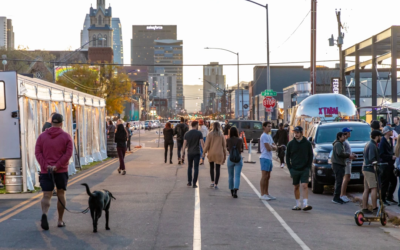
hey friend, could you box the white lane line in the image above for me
[193,180,201,250]
[241,173,310,250]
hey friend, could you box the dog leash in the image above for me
[48,170,90,214]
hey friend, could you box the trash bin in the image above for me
[5,159,23,193]
[107,135,118,158]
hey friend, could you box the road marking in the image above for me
[193,180,201,250]
[241,173,311,250]
[0,158,119,223]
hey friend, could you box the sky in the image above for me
[2,0,400,89]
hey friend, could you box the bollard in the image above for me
[257,139,261,154]
[244,139,256,164]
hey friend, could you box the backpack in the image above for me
[229,145,241,163]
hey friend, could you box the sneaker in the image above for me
[122,170,126,175]
[266,195,276,200]
[303,205,313,211]
[193,185,198,188]
[383,201,391,206]
[178,160,181,165]
[292,206,301,211]
[332,198,344,204]
[387,198,398,205]
[209,184,214,188]
[187,183,192,187]
[214,185,219,189]
[260,195,271,201]
[340,196,350,203]
[280,163,285,168]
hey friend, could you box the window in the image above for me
[98,15,102,25]
[0,81,5,110]
[104,35,107,46]
[229,121,239,128]
[98,34,102,47]
[253,122,262,130]
[241,122,251,129]
[92,35,97,46]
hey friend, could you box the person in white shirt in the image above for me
[259,121,277,201]
[199,119,209,165]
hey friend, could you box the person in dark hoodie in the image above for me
[273,123,289,168]
[35,113,73,230]
[286,126,314,211]
[115,119,128,175]
[331,132,356,204]
[379,125,398,206]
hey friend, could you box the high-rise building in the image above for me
[6,19,14,49]
[87,0,113,48]
[130,25,183,112]
[0,17,7,49]
[80,14,91,50]
[184,85,203,113]
[111,18,123,65]
[203,62,225,113]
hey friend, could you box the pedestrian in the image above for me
[202,122,226,189]
[115,120,128,175]
[259,121,277,201]
[163,122,174,164]
[394,134,400,207]
[340,127,353,203]
[378,125,398,205]
[42,112,56,132]
[370,120,380,132]
[181,119,190,164]
[174,117,189,165]
[331,132,355,204]
[393,116,400,135]
[126,123,132,152]
[286,126,313,211]
[361,130,383,214]
[226,127,243,198]
[35,113,73,230]
[182,121,204,188]
[224,119,231,140]
[198,119,208,165]
[107,120,116,139]
[273,123,289,168]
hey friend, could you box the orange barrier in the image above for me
[240,132,249,150]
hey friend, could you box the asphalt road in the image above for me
[0,131,400,250]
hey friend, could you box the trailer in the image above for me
[0,71,107,192]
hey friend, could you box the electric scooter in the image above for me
[354,161,388,226]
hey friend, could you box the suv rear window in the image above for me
[315,125,370,143]
[253,122,262,130]
[241,122,251,129]
[229,121,239,128]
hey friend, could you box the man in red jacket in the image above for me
[35,113,73,230]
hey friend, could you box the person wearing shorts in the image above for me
[35,113,73,230]
[259,121,277,201]
[286,126,314,211]
[361,130,383,214]
[340,128,353,203]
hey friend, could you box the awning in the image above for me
[37,86,51,101]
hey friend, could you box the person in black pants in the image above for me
[379,126,398,205]
[273,123,288,168]
[174,117,189,165]
[115,120,128,175]
[163,122,174,164]
[126,123,132,151]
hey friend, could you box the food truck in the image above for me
[0,71,107,192]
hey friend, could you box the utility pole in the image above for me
[336,10,345,94]
[310,0,317,94]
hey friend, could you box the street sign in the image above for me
[261,89,277,97]
[243,104,249,109]
[263,96,276,113]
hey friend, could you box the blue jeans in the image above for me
[177,140,183,160]
[188,154,200,185]
[227,157,243,190]
[200,137,206,160]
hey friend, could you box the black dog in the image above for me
[81,183,116,233]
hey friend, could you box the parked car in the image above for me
[308,121,370,194]
[228,120,263,143]
[168,120,180,128]
[145,121,152,130]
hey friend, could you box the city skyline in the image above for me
[2,0,400,88]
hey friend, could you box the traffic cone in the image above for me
[243,133,248,150]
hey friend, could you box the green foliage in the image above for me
[56,63,134,115]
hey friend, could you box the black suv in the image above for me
[307,121,370,194]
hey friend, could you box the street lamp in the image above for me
[204,47,243,117]
[245,0,270,90]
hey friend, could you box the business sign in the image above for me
[331,77,340,94]
[263,96,276,113]
[319,107,338,117]
[146,26,163,30]
[261,89,277,97]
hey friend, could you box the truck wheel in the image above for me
[311,173,324,194]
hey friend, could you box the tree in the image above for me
[56,63,135,115]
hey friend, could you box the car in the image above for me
[168,120,180,128]
[145,121,152,130]
[307,121,370,194]
[228,120,263,143]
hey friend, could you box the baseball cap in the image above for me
[51,113,63,124]
[292,126,303,132]
[371,130,384,137]
[342,127,352,133]
[382,125,394,135]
